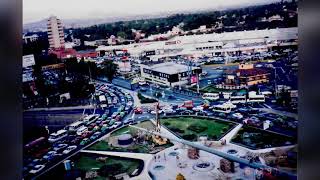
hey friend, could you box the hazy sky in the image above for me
[23,0,280,24]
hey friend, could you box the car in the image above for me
[192,106,204,112]
[124,118,135,125]
[82,131,93,138]
[176,107,187,112]
[42,151,57,161]
[101,126,109,132]
[71,137,83,145]
[80,138,90,146]
[62,145,77,154]
[114,121,122,127]
[163,108,176,114]
[232,113,244,119]
[53,143,68,152]
[90,132,101,140]
[134,108,143,114]
[181,110,193,115]
[151,110,163,114]
[29,165,45,174]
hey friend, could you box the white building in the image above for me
[140,62,201,87]
[96,27,297,59]
[23,34,39,44]
[47,16,65,49]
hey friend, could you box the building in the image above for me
[47,16,65,49]
[140,62,202,87]
[221,63,269,89]
[96,27,298,59]
[23,34,38,44]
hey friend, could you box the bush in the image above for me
[98,163,123,177]
[168,126,185,134]
[187,123,208,133]
[163,122,170,126]
[209,135,218,140]
[182,134,197,141]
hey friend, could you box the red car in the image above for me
[134,108,143,114]
[81,131,93,138]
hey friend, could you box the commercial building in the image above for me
[96,27,297,58]
[140,62,202,87]
[218,63,269,89]
[47,16,65,49]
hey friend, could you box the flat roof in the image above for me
[145,62,200,75]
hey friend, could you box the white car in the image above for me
[151,110,163,114]
[232,113,244,119]
[62,145,77,154]
[29,165,45,174]
[163,109,176,114]
[53,144,68,151]
[192,106,204,112]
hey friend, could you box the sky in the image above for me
[23,0,280,24]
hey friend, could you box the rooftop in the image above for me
[146,62,200,75]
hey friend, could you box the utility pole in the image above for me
[196,72,200,93]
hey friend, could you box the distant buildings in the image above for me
[47,16,65,49]
[96,27,298,59]
[23,34,39,44]
[140,62,201,87]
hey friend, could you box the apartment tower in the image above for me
[47,16,65,49]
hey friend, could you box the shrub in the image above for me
[187,123,207,133]
[98,163,123,177]
[168,126,185,134]
[209,135,218,140]
[182,134,197,141]
[163,122,170,126]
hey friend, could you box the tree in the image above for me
[100,60,118,81]
[176,173,186,180]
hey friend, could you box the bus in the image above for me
[247,91,265,103]
[202,93,219,101]
[24,137,49,157]
[211,101,236,113]
[48,129,68,143]
[83,114,99,125]
[230,95,247,104]
[222,92,232,99]
[68,121,84,132]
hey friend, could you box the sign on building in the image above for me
[23,54,35,68]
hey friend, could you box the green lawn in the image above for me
[111,120,155,136]
[161,117,235,141]
[87,120,173,153]
[231,126,296,149]
[75,154,141,179]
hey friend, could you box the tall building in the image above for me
[47,16,65,49]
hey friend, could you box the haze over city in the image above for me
[23,0,281,24]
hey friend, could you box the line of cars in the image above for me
[23,83,134,178]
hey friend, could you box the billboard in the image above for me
[23,54,35,68]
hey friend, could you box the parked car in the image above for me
[71,137,83,145]
[163,108,176,114]
[134,108,143,114]
[90,132,101,140]
[124,118,135,125]
[62,145,77,154]
[53,144,68,152]
[80,138,90,146]
[29,165,45,174]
